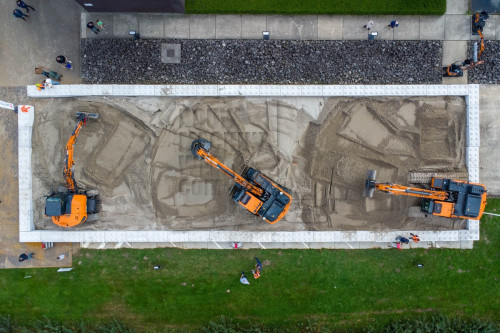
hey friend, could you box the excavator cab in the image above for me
[421,199,455,218]
[232,187,263,214]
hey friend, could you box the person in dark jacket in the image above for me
[87,22,100,34]
[13,9,29,21]
[17,0,35,12]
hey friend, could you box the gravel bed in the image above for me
[467,41,500,84]
[81,39,442,85]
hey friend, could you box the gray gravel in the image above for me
[81,39,442,85]
[468,41,499,84]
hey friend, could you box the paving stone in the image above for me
[216,15,242,39]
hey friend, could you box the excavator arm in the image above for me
[191,139,264,197]
[372,183,448,201]
[363,169,448,201]
[63,112,99,192]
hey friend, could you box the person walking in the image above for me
[388,20,399,29]
[87,22,100,34]
[363,20,374,31]
[13,9,29,21]
[240,272,250,285]
[255,257,263,272]
[252,269,261,279]
[17,0,35,12]
[18,253,34,262]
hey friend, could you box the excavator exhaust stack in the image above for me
[191,138,211,160]
[363,169,377,198]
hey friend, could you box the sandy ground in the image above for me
[31,96,467,231]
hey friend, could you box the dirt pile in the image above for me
[31,96,466,231]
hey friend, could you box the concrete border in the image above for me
[22,84,481,249]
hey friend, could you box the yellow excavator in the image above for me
[191,138,292,224]
[363,170,487,220]
[45,112,100,227]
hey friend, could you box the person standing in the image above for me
[96,19,104,30]
[240,272,250,285]
[56,55,73,70]
[87,22,100,34]
[56,55,67,65]
[388,20,399,29]
[17,0,35,12]
[363,20,374,31]
[13,9,29,21]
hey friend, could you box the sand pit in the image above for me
[31,96,467,231]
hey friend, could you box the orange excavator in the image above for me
[363,170,487,220]
[45,112,100,227]
[191,138,292,224]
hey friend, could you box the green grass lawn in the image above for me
[1,200,499,331]
[186,0,446,15]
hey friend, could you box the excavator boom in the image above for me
[372,183,448,201]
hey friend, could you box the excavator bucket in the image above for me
[76,112,100,119]
[363,169,377,198]
[191,138,211,159]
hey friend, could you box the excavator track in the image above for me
[408,171,469,184]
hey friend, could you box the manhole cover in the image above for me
[161,43,181,64]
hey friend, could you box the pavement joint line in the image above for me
[20,84,481,248]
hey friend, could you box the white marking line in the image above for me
[98,242,106,249]
[258,242,266,249]
[170,242,177,247]
[302,242,309,249]
[484,212,500,217]
[213,241,222,249]
[345,242,354,249]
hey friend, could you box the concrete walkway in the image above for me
[81,5,495,41]
[81,13,500,41]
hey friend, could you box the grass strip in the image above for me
[0,200,498,330]
[186,0,446,15]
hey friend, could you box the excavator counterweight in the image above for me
[363,169,487,220]
[191,138,292,224]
